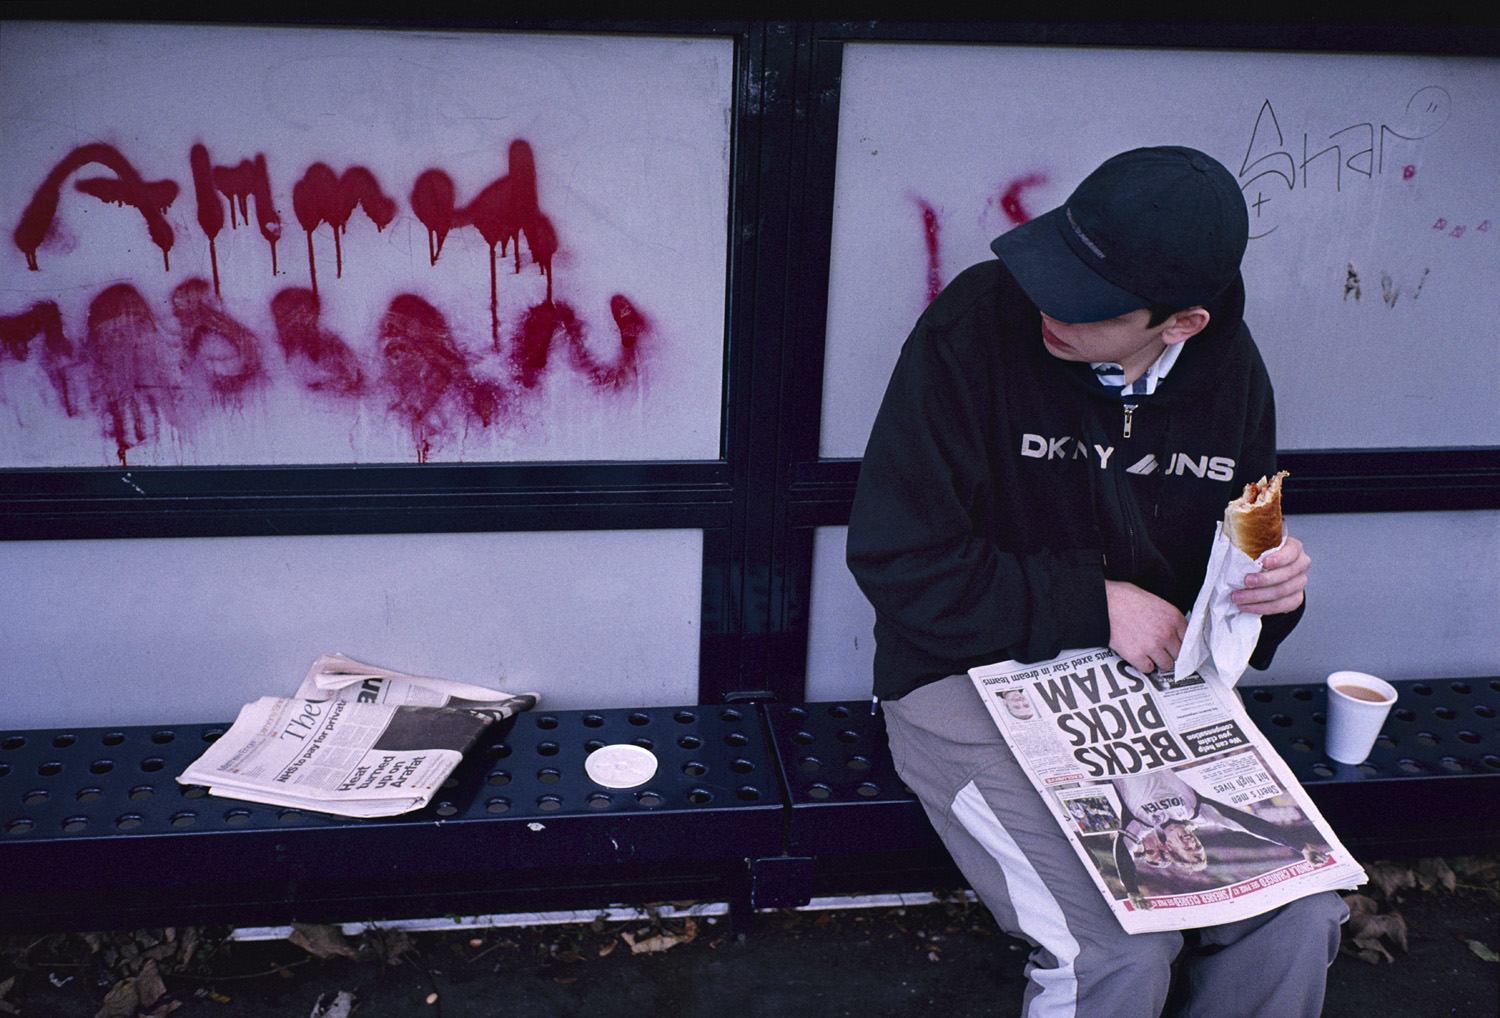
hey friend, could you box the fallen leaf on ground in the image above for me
[289,924,360,960]
[1465,939,1499,963]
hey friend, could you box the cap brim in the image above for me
[990,208,1148,323]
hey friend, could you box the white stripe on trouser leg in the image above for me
[951,780,1081,1018]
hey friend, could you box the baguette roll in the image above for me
[1224,471,1288,559]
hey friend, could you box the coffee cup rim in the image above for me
[1325,670,1397,703]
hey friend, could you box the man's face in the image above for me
[1038,308,1169,374]
[1002,690,1034,720]
[1163,822,1207,867]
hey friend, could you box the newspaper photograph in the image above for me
[970,647,1366,934]
[177,655,539,817]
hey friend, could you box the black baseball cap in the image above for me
[991,146,1249,323]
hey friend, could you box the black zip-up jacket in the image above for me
[847,258,1302,700]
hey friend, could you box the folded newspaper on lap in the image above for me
[969,648,1366,934]
[178,655,539,818]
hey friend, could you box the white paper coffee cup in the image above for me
[1324,671,1397,764]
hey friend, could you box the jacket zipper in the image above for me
[1122,403,1137,439]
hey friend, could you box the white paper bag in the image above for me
[1175,523,1283,686]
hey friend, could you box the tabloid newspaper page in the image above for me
[969,648,1366,934]
[177,656,539,817]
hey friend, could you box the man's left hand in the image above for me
[1232,526,1309,616]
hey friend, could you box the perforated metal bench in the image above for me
[3,679,1496,935]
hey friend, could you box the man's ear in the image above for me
[1161,307,1210,346]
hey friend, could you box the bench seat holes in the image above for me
[724,732,749,747]
[151,731,176,744]
[636,791,663,807]
[719,709,743,723]
[1394,708,1416,722]
[1375,735,1397,749]
[434,802,459,817]
[101,732,126,746]
[140,758,166,773]
[836,730,861,743]
[1291,689,1313,701]
[201,728,226,743]
[628,713,652,726]
[1483,755,1500,770]
[846,756,872,771]
[224,809,253,826]
[807,784,832,800]
[535,716,559,730]
[674,711,697,724]
[490,744,512,759]
[0,764,9,778]
[798,756,822,773]
[1440,757,1467,773]
[486,798,511,814]
[588,793,612,809]
[537,795,563,811]
[856,782,880,797]
[128,785,155,801]
[90,760,114,775]
[1290,737,1314,752]
[632,738,654,751]
[1434,707,1457,720]
[583,715,606,728]
[1397,759,1428,775]
[1271,714,1293,727]
[682,762,707,777]
[537,741,560,756]
[180,785,209,799]
[1416,732,1440,746]
[76,787,103,803]
[1474,706,1496,719]
[730,759,754,774]
[21,789,48,806]
[52,734,77,748]
[1,737,25,751]
[278,810,304,825]
[736,786,761,801]
[1457,731,1481,744]
[1356,763,1380,777]
[585,740,605,753]
[487,770,512,786]
[827,706,851,718]
[1311,763,1335,778]
[38,761,63,777]
[170,812,198,828]
[678,735,702,750]
[786,708,808,721]
[1411,684,1433,695]
[1251,690,1273,703]
[114,815,144,831]
[537,768,562,783]
[687,789,713,804]
[1450,681,1471,694]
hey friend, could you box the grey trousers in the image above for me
[882,674,1348,1018]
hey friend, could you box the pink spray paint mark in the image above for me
[1402,165,1417,181]
[0,300,76,414]
[378,293,506,462]
[1000,172,1049,226]
[409,140,558,345]
[171,278,266,402]
[270,288,367,396]
[912,198,943,303]
[14,144,179,272]
[292,163,398,297]
[190,144,282,293]
[81,284,178,466]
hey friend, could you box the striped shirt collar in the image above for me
[1091,341,1184,397]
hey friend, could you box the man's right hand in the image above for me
[1105,580,1187,676]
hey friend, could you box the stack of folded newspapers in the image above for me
[178,654,538,818]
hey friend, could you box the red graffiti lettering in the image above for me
[15,143,179,272]
[292,163,398,297]
[0,300,75,414]
[171,278,265,401]
[1000,172,1049,226]
[83,285,178,466]
[913,198,943,303]
[270,288,366,396]
[190,144,282,294]
[379,294,507,462]
[410,140,558,343]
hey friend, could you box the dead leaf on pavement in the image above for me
[1465,939,1499,963]
[289,924,360,960]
